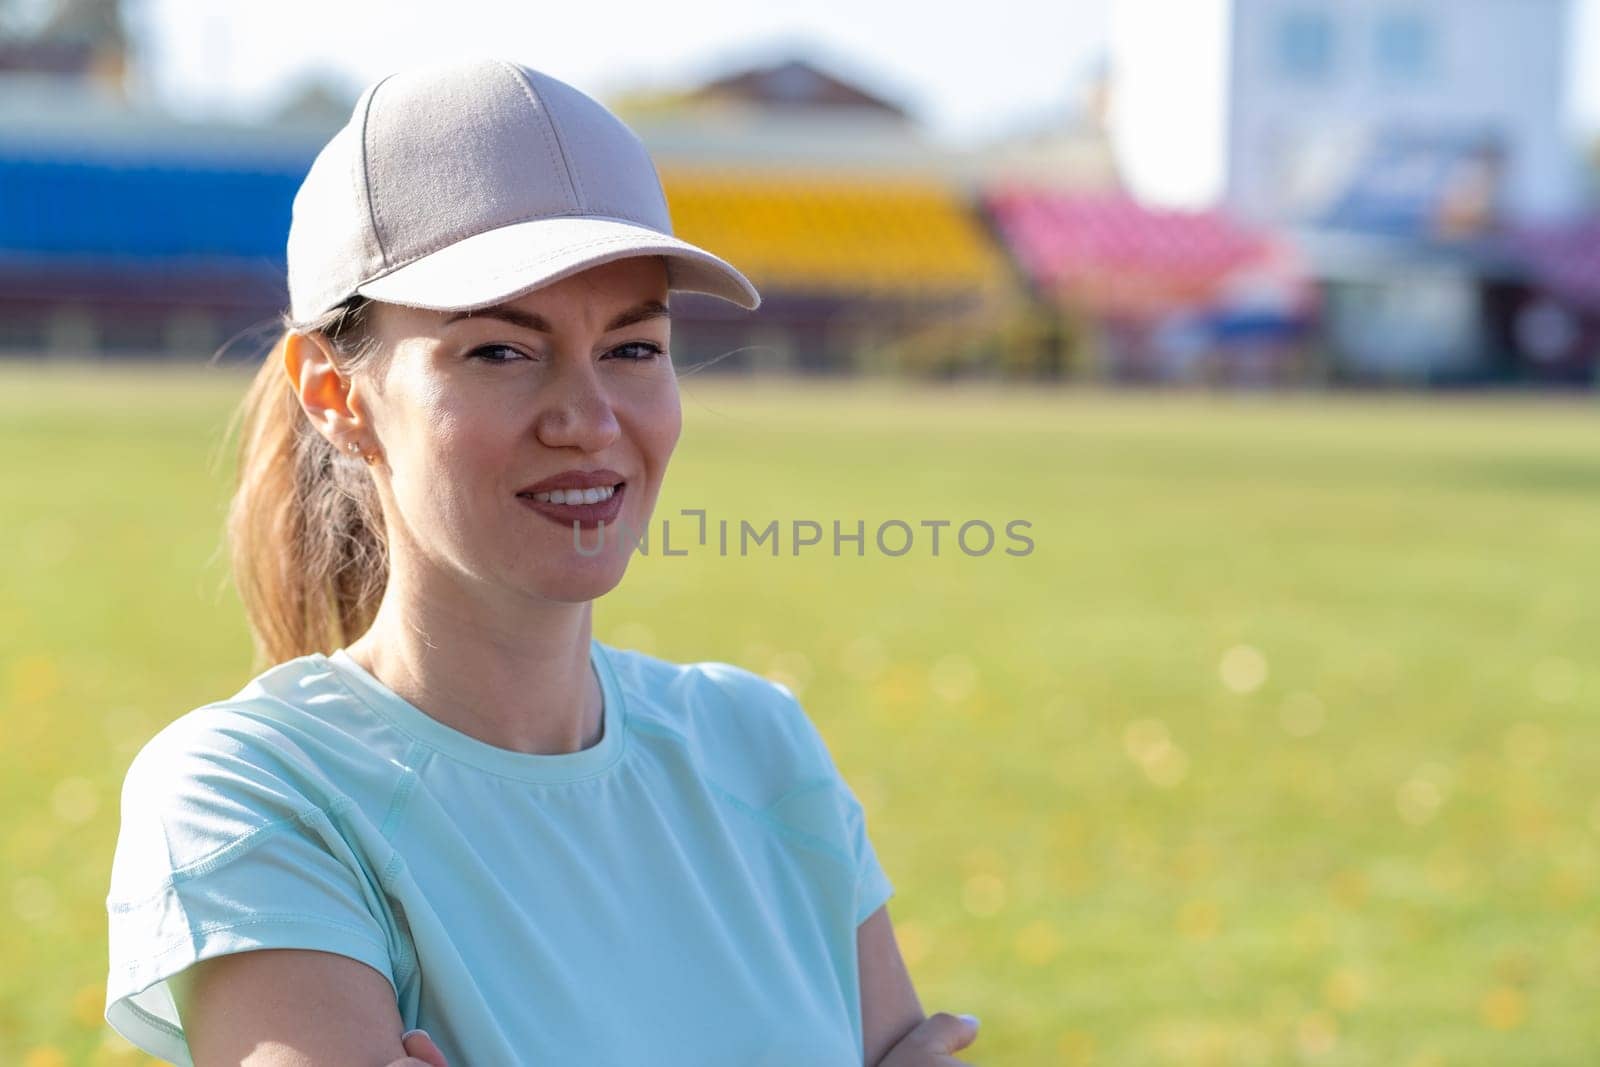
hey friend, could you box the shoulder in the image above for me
[599,642,836,798]
[111,655,405,892]
[119,654,391,808]
[599,641,799,717]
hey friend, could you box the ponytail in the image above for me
[224,298,388,670]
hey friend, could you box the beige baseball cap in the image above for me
[286,58,760,323]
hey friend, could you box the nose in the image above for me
[534,359,621,453]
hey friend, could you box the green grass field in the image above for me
[2,362,1598,1065]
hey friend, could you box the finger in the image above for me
[918,1012,980,1054]
[950,1013,981,1053]
[401,1028,451,1067]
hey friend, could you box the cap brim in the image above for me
[355,216,760,312]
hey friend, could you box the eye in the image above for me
[606,341,664,361]
[467,344,529,364]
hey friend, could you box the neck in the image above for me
[343,562,603,757]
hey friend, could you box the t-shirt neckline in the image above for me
[322,637,626,784]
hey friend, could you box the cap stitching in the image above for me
[504,63,587,210]
[499,61,583,211]
[358,74,397,268]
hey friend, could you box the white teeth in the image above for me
[529,485,616,505]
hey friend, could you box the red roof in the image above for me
[986,188,1303,315]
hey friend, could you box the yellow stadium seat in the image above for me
[659,168,1011,299]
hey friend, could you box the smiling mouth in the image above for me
[516,482,626,505]
[514,483,627,529]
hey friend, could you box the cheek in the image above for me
[652,388,683,458]
[390,398,500,535]
[632,386,681,483]
[410,369,518,468]
[432,407,517,512]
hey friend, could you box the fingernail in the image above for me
[958,1014,980,1028]
[402,1028,429,1042]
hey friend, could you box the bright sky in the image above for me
[127,0,1600,210]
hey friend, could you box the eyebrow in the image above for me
[444,299,670,333]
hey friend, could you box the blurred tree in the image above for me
[273,70,361,125]
[48,0,126,93]
[0,0,127,91]
[41,0,124,45]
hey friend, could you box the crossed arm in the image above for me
[858,901,927,1065]
[172,902,938,1067]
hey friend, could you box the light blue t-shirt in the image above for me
[104,639,894,1066]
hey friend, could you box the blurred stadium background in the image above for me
[3,0,1600,1064]
[2,0,1597,384]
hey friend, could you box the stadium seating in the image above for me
[984,188,1287,314]
[661,168,1012,299]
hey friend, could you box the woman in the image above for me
[103,59,980,1066]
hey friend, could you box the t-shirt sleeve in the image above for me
[834,758,896,926]
[104,714,398,1067]
[768,684,896,927]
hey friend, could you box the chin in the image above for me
[531,557,631,603]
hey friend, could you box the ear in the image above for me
[282,331,368,446]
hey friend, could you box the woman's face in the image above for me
[353,255,680,605]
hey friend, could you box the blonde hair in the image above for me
[225,297,389,670]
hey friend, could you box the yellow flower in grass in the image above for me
[73,981,107,1027]
[9,654,60,705]
[1013,918,1062,966]
[1177,899,1221,942]
[1322,967,1366,1013]
[1056,1029,1096,1065]
[1480,985,1526,1031]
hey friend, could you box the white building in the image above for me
[1226,0,1582,227]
